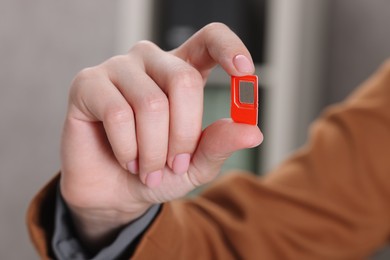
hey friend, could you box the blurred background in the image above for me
[1,0,390,258]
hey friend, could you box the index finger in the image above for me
[171,22,255,78]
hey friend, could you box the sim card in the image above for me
[231,75,258,125]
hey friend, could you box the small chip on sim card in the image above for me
[231,75,258,125]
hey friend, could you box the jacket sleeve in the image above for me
[26,174,161,260]
[131,61,390,260]
[27,61,390,260]
[27,174,59,259]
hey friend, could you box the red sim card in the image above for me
[231,75,258,125]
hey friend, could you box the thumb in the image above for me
[187,118,263,187]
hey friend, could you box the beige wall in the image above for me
[0,1,117,258]
[325,0,390,105]
[0,0,389,258]
[325,1,390,257]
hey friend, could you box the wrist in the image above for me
[67,204,149,253]
[59,172,151,251]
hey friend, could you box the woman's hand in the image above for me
[60,23,263,249]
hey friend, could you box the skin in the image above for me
[59,23,263,252]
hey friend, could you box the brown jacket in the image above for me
[27,62,390,259]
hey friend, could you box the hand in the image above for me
[60,23,263,250]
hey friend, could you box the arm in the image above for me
[59,23,262,253]
[28,22,390,258]
[132,61,390,259]
[27,23,262,258]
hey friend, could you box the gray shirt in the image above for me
[52,187,160,259]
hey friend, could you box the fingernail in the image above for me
[172,153,191,175]
[233,54,254,74]
[127,160,138,174]
[146,170,162,188]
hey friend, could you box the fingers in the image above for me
[70,60,170,188]
[135,22,256,175]
[138,41,204,174]
[102,55,169,186]
[187,119,263,187]
[68,67,138,169]
[172,22,255,78]
[68,23,257,190]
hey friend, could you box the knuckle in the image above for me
[169,67,203,90]
[73,67,100,86]
[117,146,137,161]
[187,159,214,187]
[104,106,133,125]
[187,172,202,187]
[174,131,200,146]
[129,40,157,54]
[141,155,166,172]
[148,154,166,165]
[70,67,103,100]
[203,22,230,33]
[105,54,129,67]
[138,94,169,113]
